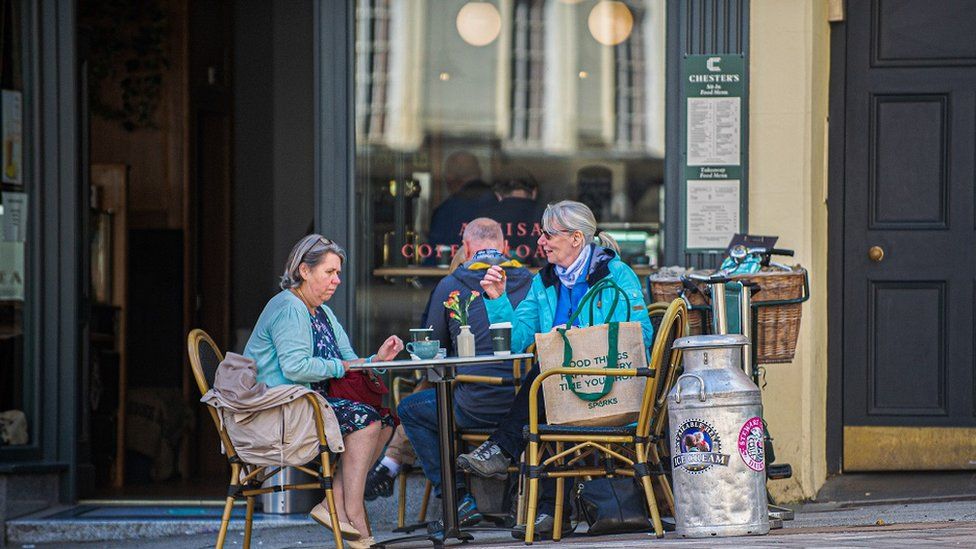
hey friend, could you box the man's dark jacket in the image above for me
[421,252,533,416]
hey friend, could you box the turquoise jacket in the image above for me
[485,246,653,354]
[244,290,359,387]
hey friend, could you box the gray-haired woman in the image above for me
[456,200,654,539]
[244,234,403,547]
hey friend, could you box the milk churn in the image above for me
[667,334,769,537]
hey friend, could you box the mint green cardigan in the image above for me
[244,290,359,388]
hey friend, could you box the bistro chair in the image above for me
[390,372,434,530]
[392,351,533,530]
[186,329,345,549]
[520,298,689,542]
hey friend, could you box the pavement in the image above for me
[14,501,976,548]
[7,471,976,548]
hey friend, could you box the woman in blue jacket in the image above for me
[244,235,403,548]
[456,200,653,539]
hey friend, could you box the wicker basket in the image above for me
[649,267,807,364]
[648,269,711,335]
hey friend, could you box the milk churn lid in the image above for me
[672,334,749,350]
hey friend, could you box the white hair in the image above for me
[542,200,620,252]
[280,234,346,290]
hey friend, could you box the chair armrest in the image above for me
[526,367,653,434]
[303,393,330,446]
[454,374,515,386]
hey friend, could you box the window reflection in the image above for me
[354,0,665,350]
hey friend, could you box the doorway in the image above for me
[80,0,233,498]
[833,1,976,471]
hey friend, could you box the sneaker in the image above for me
[511,513,575,541]
[456,441,510,480]
[364,463,396,501]
[426,494,484,535]
[457,494,483,527]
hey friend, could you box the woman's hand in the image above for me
[479,265,507,299]
[375,335,405,362]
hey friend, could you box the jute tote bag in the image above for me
[534,279,648,426]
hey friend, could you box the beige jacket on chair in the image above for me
[201,352,345,466]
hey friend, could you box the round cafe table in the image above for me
[350,352,533,547]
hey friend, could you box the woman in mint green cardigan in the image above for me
[244,235,403,547]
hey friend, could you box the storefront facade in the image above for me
[2,0,974,536]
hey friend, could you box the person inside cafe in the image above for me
[393,218,534,529]
[427,151,495,248]
[487,168,547,266]
[244,234,404,549]
[456,200,654,539]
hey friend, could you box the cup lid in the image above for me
[489,322,512,329]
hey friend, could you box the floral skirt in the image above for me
[318,394,396,436]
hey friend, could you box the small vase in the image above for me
[456,325,476,357]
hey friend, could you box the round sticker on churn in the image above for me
[737,417,765,471]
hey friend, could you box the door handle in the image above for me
[868,246,884,262]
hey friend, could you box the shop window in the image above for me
[352,0,665,350]
[0,0,31,448]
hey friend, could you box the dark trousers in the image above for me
[488,363,571,516]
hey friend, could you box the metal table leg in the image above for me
[375,367,472,547]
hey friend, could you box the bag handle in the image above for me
[558,321,620,402]
[558,278,634,402]
[567,278,633,328]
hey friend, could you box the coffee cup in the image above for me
[409,328,434,342]
[406,340,440,360]
[489,322,512,355]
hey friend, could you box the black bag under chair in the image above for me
[575,477,654,535]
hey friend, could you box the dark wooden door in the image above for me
[841,1,976,470]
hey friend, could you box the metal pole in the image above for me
[740,284,753,379]
[711,282,729,335]
[434,366,460,538]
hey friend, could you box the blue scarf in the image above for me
[554,245,592,289]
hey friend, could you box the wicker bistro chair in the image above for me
[186,329,345,549]
[390,372,434,530]
[521,299,689,543]
[392,352,533,530]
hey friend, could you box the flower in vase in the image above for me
[443,288,479,325]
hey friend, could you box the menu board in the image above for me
[686,180,740,249]
[683,55,746,252]
[687,97,741,166]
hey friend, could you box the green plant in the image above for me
[80,0,169,131]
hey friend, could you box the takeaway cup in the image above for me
[489,322,512,355]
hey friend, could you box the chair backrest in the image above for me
[187,328,224,396]
[636,299,688,438]
[512,343,536,389]
[186,328,239,460]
